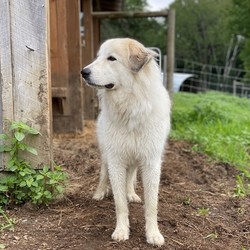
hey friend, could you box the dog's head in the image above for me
[81,38,157,90]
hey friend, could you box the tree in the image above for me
[230,0,250,74]
[170,0,232,66]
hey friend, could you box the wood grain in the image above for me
[0,0,52,169]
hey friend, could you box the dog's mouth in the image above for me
[81,68,115,90]
[86,82,115,90]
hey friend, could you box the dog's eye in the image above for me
[107,56,117,61]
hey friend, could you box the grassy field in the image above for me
[171,91,250,174]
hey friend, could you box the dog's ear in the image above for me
[128,42,156,72]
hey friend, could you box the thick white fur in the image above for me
[82,38,171,246]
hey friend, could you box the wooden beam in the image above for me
[167,9,175,97]
[92,11,168,19]
[52,87,67,98]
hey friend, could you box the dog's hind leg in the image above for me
[142,160,165,247]
[93,159,110,200]
[126,167,141,203]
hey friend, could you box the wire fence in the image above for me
[175,58,250,98]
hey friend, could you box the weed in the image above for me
[241,247,249,250]
[0,121,67,206]
[0,207,15,232]
[182,197,192,206]
[233,174,250,198]
[196,207,210,217]
[237,206,246,215]
[189,101,231,124]
[203,232,218,239]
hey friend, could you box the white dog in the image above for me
[81,38,171,246]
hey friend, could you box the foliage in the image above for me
[229,0,250,76]
[0,121,67,206]
[123,0,147,11]
[171,92,250,192]
[196,207,210,217]
[100,0,167,55]
[0,207,15,232]
[101,0,235,68]
[101,17,166,53]
[170,0,232,66]
[234,173,250,198]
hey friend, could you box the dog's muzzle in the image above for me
[81,68,115,89]
[81,68,91,80]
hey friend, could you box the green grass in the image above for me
[171,91,250,172]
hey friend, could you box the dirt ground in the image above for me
[1,121,250,250]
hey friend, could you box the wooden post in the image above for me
[0,0,52,169]
[50,0,83,132]
[93,17,101,59]
[82,0,96,120]
[65,0,84,131]
[167,9,175,97]
[50,0,70,116]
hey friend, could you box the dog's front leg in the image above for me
[142,161,165,247]
[108,161,129,241]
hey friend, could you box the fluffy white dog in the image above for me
[81,38,171,246]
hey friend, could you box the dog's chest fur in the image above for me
[97,87,169,162]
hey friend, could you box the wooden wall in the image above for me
[81,0,97,120]
[50,0,84,132]
[0,0,52,169]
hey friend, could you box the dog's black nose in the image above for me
[81,68,91,79]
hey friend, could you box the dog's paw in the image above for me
[127,193,142,203]
[146,231,165,247]
[93,188,110,201]
[112,227,129,242]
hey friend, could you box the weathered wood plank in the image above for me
[0,0,52,169]
[50,0,69,88]
[0,0,15,170]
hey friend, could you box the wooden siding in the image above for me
[0,0,52,169]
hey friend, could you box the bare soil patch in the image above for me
[1,121,250,249]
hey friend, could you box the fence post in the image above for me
[167,9,175,97]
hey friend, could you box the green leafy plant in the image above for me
[0,121,67,206]
[0,206,15,232]
[196,207,210,217]
[233,174,250,198]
